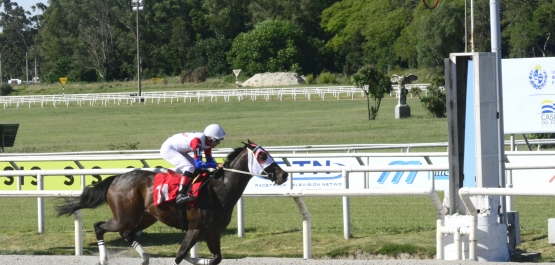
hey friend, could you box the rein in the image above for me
[223,167,268,177]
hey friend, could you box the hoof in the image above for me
[140,253,150,265]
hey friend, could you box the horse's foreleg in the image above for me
[205,234,222,265]
[94,221,108,265]
[173,229,206,265]
[120,230,150,265]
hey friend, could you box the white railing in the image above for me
[0,165,446,259]
[0,86,370,108]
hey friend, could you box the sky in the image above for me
[13,0,44,14]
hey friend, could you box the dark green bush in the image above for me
[412,78,446,118]
[0,84,13,96]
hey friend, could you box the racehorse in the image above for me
[56,140,288,265]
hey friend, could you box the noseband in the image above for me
[222,143,277,181]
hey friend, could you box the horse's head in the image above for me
[243,140,288,185]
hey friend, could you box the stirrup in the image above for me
[175,194,196,205]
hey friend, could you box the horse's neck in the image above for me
[219,151,253,207]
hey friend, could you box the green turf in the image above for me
[0,85,551,261]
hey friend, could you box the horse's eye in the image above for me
[257,153,267,163]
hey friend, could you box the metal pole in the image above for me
[26,52,28,84]
[136,1,141,98]
[471,0,475,52]
[0,53,2,85]
[464,0,468,52]
[490,0,506,223]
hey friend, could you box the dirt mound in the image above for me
[241,72,305,87]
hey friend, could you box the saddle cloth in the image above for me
[153,169,183,206]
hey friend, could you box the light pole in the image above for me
[0,53,2,85]
[26,52,29,84]
[132,0,144,99]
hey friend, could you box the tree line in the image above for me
[0,0,553,83]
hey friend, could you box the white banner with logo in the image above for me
[243,153,555,193]
[503,57,555,134]
[244,156,450,192]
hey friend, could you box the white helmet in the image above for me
[204,124,226,140]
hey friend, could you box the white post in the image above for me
[37,174,45,233]
[190,243,199,259]
[237,197,245,238]
[342,170,351,239]
[293,197,311,259]
[74,210,83,255]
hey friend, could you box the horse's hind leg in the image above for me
[119,214,157,265]
[94,218,140,265]
[94,221,110,265]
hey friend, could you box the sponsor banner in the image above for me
[5,153,554,192]
[503,57,555,134]
[245,157,450,192]
[365,157,448,191]
[0,159,173,190]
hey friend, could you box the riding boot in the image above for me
[175,172,196,205]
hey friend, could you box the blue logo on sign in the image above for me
[529,66,548,90]
[271,160,343,180]
[377,161,421,184]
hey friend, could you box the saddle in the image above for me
[153,169,214,231]
[153,169,214,207]
[152,169,184,206]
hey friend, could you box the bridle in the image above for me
[221,143,277,181]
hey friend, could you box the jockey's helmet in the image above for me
[204,124,226,141]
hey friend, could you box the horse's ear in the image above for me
[248,139,252,144]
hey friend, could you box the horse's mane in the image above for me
[223,146,245,168]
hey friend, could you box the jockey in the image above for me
[160,124,226,205]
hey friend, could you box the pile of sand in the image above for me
[240,72,305,87]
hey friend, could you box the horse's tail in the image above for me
[56,175,118,217]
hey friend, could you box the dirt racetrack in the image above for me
[0,255,535,265]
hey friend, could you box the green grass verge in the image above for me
[0,83,549,261]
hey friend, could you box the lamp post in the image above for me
[132,0,144,99]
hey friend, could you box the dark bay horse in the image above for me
[56,141,288,265]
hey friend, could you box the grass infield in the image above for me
[0,83,553,261]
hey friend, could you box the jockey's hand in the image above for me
[211,166,224,178]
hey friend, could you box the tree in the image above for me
[352,66,391,120]
[321,0,416,73]
[502,0,555,58]
[417,2,465,68]
[228,20,322,76]
[0,1,36,79]
[186,37,231,76]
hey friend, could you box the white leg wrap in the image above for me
[98,240,107,265]
[184,254,211,265]
[132,241,150,265]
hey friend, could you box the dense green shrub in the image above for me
[181,67,209,83]
[412,78,446,118]
[305,74,314,85]
[317,71,336,84]
[0,84,14,96]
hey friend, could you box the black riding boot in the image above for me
[175,172,196,205]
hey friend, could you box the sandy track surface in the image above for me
[0,255,534,265]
